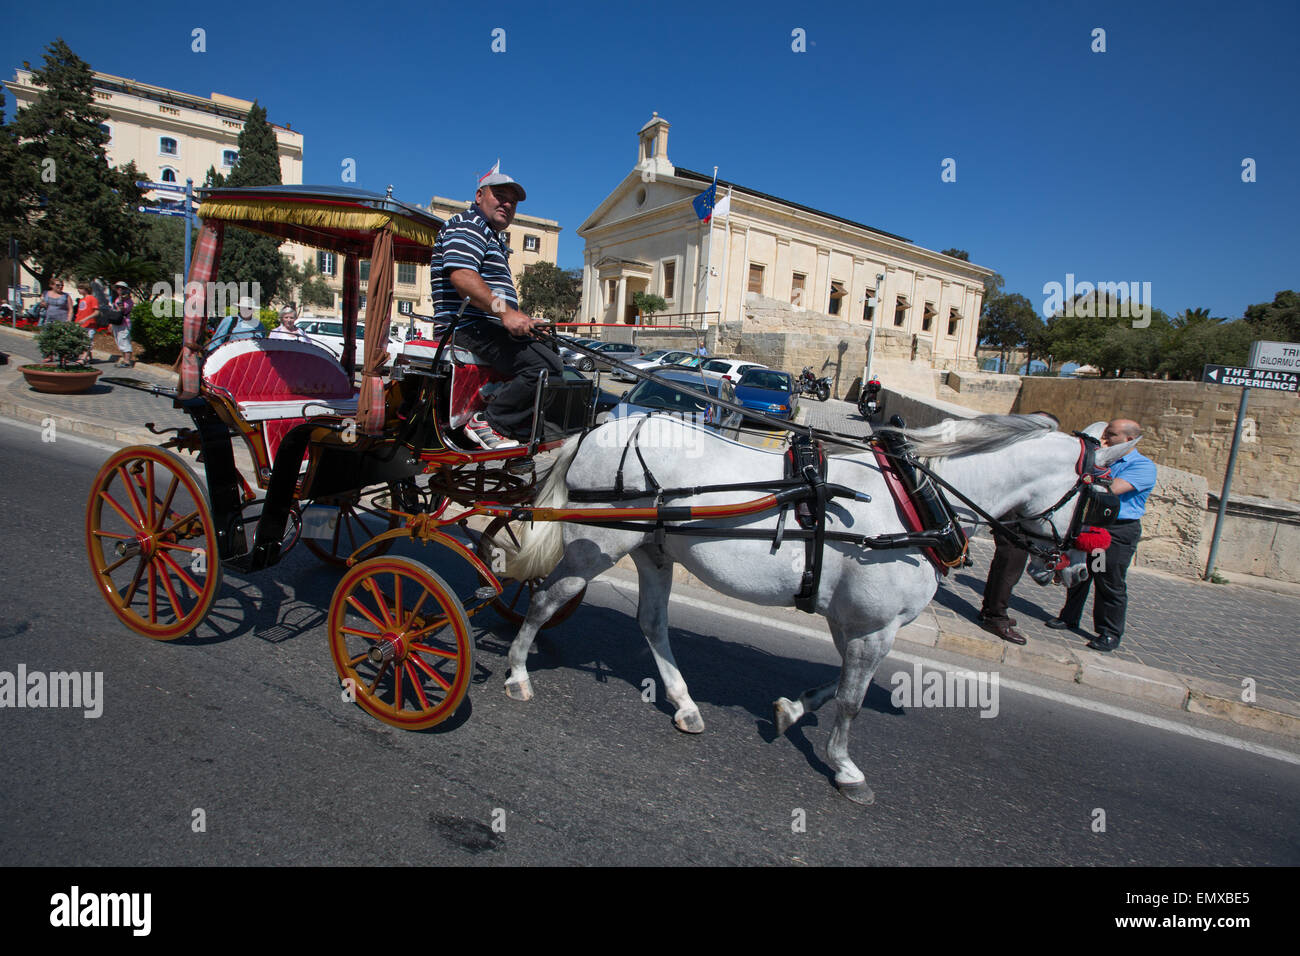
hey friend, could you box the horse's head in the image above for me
[1021,422,1138,586]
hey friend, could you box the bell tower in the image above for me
[637,113,674,180]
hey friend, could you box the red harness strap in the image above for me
[871,445,950,575]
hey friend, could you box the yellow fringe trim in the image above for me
[196,199,441,249]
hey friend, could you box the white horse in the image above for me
[500,413,1138,803]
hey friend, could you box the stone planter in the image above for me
[19,365,102,394]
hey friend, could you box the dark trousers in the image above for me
[1059,520,1142,640]
[455,321,563,439]
[981,538,1029,622]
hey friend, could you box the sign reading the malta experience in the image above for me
[1202,364,1300,392]
[1249,340,1300,372]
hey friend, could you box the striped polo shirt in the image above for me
[430,203,517,324]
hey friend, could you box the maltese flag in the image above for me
[711,188,732,221]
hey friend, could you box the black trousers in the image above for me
[980,538,1029,622]
[1059,520,1142,640]
[454,320,563,440]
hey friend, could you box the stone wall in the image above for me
[1199,494,1300,584]
[1013,377,1300,501]
[941,370,1022,415]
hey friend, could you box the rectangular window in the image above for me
[397,300,414,315]
[922,302,936,332]
[662,260,676,300]
[894,296,908,327]
[222,149,238,167]
[317,251,336,277]
[791,272,806,306]
[747,263,764,295]
[828,280,845,316]
[159,136,178,155]
[397,262,416,285]
[359,259,370,283]
[523,235,540,252]
[948,308,961,336]
[607,279,617,305]
[359,293,367,310]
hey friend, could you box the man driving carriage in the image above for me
[430,162,561,450]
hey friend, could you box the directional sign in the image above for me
[1202,363,1300,392]
[1249,340,1300,373]
[135,180,187,194]
[138,206,190,218]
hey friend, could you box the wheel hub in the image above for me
[367,631,407,665]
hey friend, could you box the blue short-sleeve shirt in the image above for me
[430,203,517,324]
[1111,449,1157,520]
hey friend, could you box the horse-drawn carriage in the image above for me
[84,184,1131,800]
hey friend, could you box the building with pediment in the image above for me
[576,114,997,392]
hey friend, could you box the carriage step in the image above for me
[474,586,499,600]
[505,457,535,476]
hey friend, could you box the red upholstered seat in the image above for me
[203,339,358,462]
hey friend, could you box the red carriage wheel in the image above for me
[329,557,473,730]
[302,481,404,567]
[475,516,585,629]
[85,446,223,640]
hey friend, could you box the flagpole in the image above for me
[700,167,717,333]
[716,187,733,342]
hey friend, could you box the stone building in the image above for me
[575,114,997,392]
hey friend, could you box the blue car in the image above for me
[733,368,798,421]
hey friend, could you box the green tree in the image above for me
[11,39,142,292]
[517,262,580,319]
[939,248,969,261]
[632,290,668,321]
[1,87,37,246]
[978,293,1037,372]
[215,102,283,305]
[279,255,333,309]
[1243,290,1300,342]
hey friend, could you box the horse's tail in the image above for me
[501,435,580,581]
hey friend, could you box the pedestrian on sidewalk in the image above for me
[73,281,99,364]
[1046,418,1156,653]
[111,281,135,368]
[978,411,1060,645]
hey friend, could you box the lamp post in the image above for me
[865,272,884,384]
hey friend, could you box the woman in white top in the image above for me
[269,304,313,343]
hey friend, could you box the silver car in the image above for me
[611,348,696,382]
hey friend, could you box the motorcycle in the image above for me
[796,366,832,402]
[857,377,882,421]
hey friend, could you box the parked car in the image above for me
[611,348,695,382]
[557,337,603,369]
[297,319,404,365]
[698,357,767,383]
[607,367,741,430]
[589,341,643,372]
[733,367,798,422]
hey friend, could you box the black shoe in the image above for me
[1087,635,1120,653]
[1045,617,1075,630]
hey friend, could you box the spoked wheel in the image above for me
[85,446,223,640]
[302,481,405,567]
[427,463,533,506]
[475,516,585,629]
[329,557,473,730]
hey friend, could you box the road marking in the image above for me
[598,578,1300,767]
[1,414,125,454]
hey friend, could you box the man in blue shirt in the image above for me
[431,164,559,450]
[1047,418,1158,652]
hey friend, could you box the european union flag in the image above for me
[692,179,718,222]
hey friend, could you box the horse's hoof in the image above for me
[836,779,876,805]
[674,708,705,734]
[504,678,534,702]
[773,697,799,735]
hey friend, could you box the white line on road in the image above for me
[600,578,1300,767]
[2,414,126,454]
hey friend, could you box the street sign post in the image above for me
[135,180,187,195]
[1201,358,1300,580]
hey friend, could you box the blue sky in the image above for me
[4,0,1297,319]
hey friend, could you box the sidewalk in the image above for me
[5,323,1298,738]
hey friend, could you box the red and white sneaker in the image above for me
[464,413,520,450]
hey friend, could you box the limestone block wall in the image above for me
[943,370,1022,415]
[1137,465,1207,576]
[1198,495,1300,584]
[1014,378,1300,501]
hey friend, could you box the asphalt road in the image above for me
[1,417,1297,866]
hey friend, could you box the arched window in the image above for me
[159,136,178,156]
[161,167,178,183]
[99,123,112,142]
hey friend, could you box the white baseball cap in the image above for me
[476,160,526,201]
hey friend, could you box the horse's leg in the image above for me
[504,541,613,702]
[630,546,704,734]
[825,623,897,805]
[774,617,852,733]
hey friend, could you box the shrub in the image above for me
[34,322,92,369]
[132,299,184,364]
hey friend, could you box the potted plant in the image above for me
[19,322,103,394]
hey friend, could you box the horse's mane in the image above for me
[874,413,1057,458]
